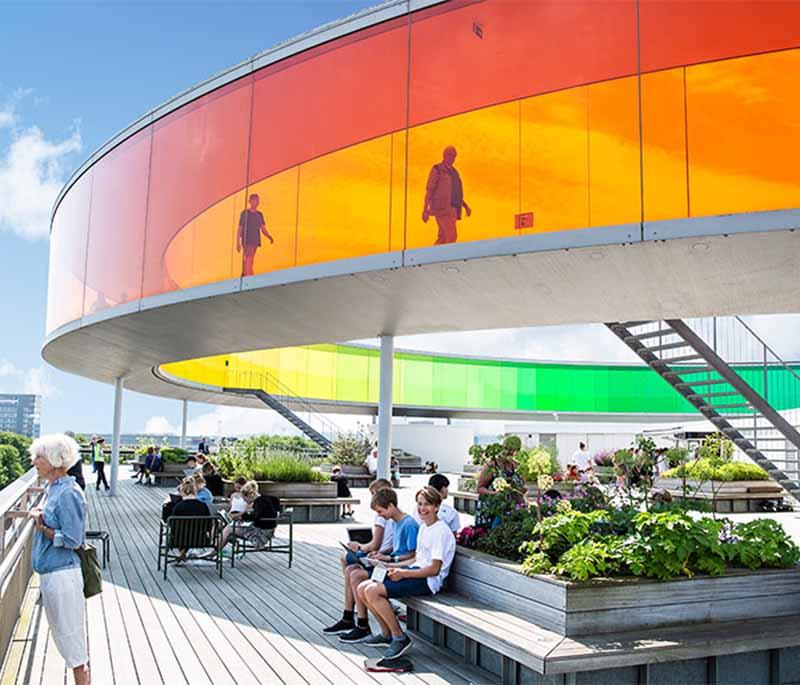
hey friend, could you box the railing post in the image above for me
[764,345,768,401]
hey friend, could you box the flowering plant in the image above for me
[457,525,488,549]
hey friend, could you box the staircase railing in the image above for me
[227,369,342,445]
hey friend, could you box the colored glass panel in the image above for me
[641,68,689,222]
[47,170,92,332]
[296,135,394,265]
[248,18,408,184]
[143,78,251,297]
[639,0,800,73]
[685,50,800,218]
[83,131,151,314]
[408,0,638,127]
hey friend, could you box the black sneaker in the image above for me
[322,619,355,635]
[382,634,412,659]
[338,627,371,643]
[362,633,391,648]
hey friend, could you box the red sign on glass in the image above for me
[515,212,534,230]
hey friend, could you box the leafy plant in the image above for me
[216,447,329,483]
[662,458,768,482]
[468,444,486,466]
[726,519,800,569]
[555,538,622,581]
[0,444,24,489]
[457,525,488,549]
[664,447,690,470]
[328,431,370,466]
[475,509,538,562]
[593,449,615,467]
[461,477,476,493]
[697,433,734,462]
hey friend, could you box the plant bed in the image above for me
[223,479,337,499]
[449,546,800,637]
[593,465,616,483]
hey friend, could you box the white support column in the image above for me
[180,399,188,450]
[109,377,124,497]
[377,334,394,481]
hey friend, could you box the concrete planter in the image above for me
[451,546,800,637]
[223,480,336,499]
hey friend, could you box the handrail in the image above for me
[734,316,800,385]
[0,468,39,518]
[0,519,35,592]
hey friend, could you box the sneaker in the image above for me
[338,627,371,643]
[382,634,412,660]
[322,619,355,635]
[362,633,391,648]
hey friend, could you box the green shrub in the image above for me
[0,444,23,489]
[461,477,476,493]
[0,432,31,472]
[134,445,189,463]
[502,435,522,454]
[555,538,622,581]
[726,519,800,569]
[474,510,538,562]
[328,432,369,466]
[216,447,328,483]
[662,458,768,481]
[468,444,486,465]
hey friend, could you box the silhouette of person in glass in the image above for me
[237,193,274,277]
[422,145,471,245]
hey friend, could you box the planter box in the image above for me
[223,480,336,499]
[527,481,577,495]
[462,463,480,475]
[450,546,800,637]
[655,478,785,513]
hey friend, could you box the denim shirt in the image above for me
[32,476,85,575]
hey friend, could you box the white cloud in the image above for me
[0,91,82,240]
[0,359,56,398]
[143,416,178,435]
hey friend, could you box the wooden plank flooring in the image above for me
[1,474,495,685]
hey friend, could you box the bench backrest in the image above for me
[166,515,220,550]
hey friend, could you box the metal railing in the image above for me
[229,369,343,444]
[0,468,45,669]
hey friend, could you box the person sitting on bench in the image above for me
[356,486,456,660]
[134,446,153,483]
[219,480,280,551]
[322,478,394,636]
[171,477,212,561]
[337,488,419,645]
[145,446,163,486]
[413,473,461,534]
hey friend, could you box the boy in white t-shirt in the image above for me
[322,479,395,636]
[355,486,456,660]
[412,473,461,534]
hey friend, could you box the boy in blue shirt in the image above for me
[336,488,418,645]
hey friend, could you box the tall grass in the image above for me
[216,447,329,483]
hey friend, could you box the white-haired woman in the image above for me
[28,433,90,684]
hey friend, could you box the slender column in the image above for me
[377,335,394,480]
[109,377,124,497]
[180,399,188,450]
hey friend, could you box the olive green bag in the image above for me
[75,543,103,598]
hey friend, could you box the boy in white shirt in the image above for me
[356,486,456,660]
[412,473,461,534]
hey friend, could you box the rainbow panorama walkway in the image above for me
[0,472,491,685]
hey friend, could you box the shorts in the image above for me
[345,550,368,566]
[233,523,274,548]
[382,571,432,599]
[40,566,88,669]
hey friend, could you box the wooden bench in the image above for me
[129,461,187,485]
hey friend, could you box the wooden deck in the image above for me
[1,475,494,685]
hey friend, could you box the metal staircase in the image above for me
[224,371,339,451]
[607,318,800,500]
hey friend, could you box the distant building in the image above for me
[0,394,41,438]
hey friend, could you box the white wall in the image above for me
[369,423,474,473]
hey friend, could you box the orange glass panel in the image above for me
[389,131,407,253]
[295,135,393,266]
[409,0,637,127]
[143,78,251,298]
[520,87,589,233]
[245,168,299,276]
[46,170,92,333]
[405,100,519,249]
[83,131,151,314]
[640,0,800,73]
[587,76,641,227]
[249,18,408,183]
[641,69,688,222]
[686,50,800,217]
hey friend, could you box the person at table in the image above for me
[219,480,281,550]
[356,486,456,660]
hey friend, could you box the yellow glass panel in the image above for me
[686,49,800,217]
[406,100,520,249]
[296,136,393,266]
[520,87,590,233]
[641,68,689,221]
[587,76,641,227]
[390,131,407,253]
[246,168,299,276]
[306,344,337,402]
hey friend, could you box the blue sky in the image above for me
[2,1,797,439]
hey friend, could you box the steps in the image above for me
[607,319,800,501]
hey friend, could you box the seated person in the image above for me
[330,466,353,518]
[322,478,394,635]
[195,453,208,472]
[423,460,439,474]
[170,477,212,561]
[228,476,250,520]
[219,480,280,550]
[192,473,214,507]
[145,447,163,486]
[134,446,154,483]
[338,488,419,644]
[183,455,198,477]
[390,456,400,484]
[365,447,378,477]
[202,462,225,497]
[420,473,460,534]
[356,486,456,660]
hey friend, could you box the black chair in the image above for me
[86,530,111,568]
[157,515,223,579]
[231,510,293,569]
